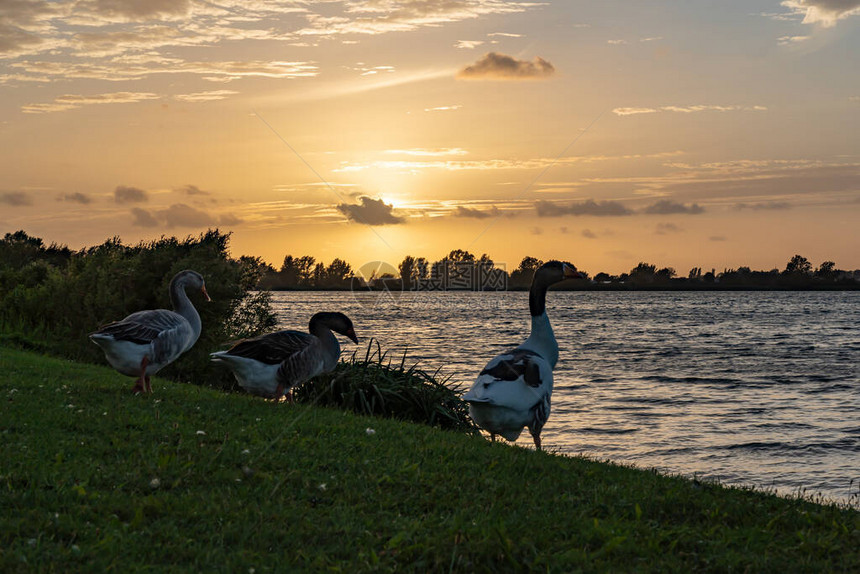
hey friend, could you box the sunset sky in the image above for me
[1,0,858,275]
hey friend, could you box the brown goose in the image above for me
[211,312,358,401]
[90,269,210,393]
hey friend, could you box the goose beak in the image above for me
[346,328,359,344]
[201,286,212,302]
[563,264,582,280]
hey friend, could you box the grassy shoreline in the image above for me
[2,347,858,572]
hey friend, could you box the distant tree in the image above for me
[703,269,716,283]
[325,258,352,287]
[295,255,317,286]
[510,256,544,288]
[656,267,676,280]
[784,254,812,275]
[594,272,612,283]
[279,255,301,287]
[815,260,836,279]
[688,267,702,281]
[311,262,326,287]
[398,255,416,289]
[237,255,272,290]
[445,249,476,263]
[630,262,657,284]
[477,253,494,269]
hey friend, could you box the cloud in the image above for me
[643,200,705,214]
[655,223,683,235]
[384,148,468,157]
[454,205,499,219]
[613,104,767,116]
[457,52,555,80]
[115,185,148,204]
[455,40,483,49]
[424,105,461,112]
[0,191,32,206]
[710,235,728,242]
[535,199,633,217]
[581,229,597,239]
[177,184,210,196]
[58,192,92,204]
[778,35,811,45]
[131,207,159,227]
[132,203,241,228]
[735,201,792,210]
[174,90,238,102]
[781,0,860,26]
[297,1,538,37]
[336,196,404,225]
[22,92,160,114]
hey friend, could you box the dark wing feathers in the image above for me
[94,310,186,345]
[276,341,321,387]
[225,330,312,365]
[480,349,542,386]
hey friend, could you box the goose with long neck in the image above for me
[90,270,210,393]
[463,261,581,449]
[211,312,359,402]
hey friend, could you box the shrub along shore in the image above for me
[2,347,858,572]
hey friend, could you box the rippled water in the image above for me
[270,290,860,504]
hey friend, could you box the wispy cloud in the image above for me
[536,199,633,217]
[22,91,159,113]
[131,203,241,228]
[453,205,500,219]
[58,192,92,204]
[614,105,767,116]
[457,52,555,80]
[424,104,462,112]
[384,148,468,157]
[455,40,484,49]
[643,200,704,215]
[174,90,238,102]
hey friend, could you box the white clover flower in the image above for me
[365,428,376,436]
[196,430,206,436]
[149,478,161,489]
[242,449,250,455]
[318,483,327,491]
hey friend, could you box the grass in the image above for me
[295,340,478,433]
[1,347,858,572]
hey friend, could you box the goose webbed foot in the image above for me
[131,379,145,394]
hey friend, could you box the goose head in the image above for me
[310,312,359,343]
[533,261,582,288]
[171,269,211,301]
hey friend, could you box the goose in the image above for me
[210,312,359,402]
[463,261,581,449]
[90,269,210,394]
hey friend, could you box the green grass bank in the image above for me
[1,347,858,572]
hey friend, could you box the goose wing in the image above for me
[93,310,189,345]
[465,349,553,410]
[224,330,313,365]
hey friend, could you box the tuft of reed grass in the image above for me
[295,339,479,434]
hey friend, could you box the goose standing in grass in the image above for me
[211,312,359,402]
[464,261,582,449]
[90,269,210,394]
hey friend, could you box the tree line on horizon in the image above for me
[257,248,860,291]
[1,230,857,293]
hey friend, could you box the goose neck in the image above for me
[170,278,202,337]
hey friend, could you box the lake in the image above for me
[270,290,860,505]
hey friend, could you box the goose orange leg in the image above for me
[132,356,150,394]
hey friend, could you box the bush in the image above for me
[0,229,276,389]
[295,340,479,433]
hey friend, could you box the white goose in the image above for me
[210,312,358,402]
[90,269,210,394]
[463,261,581,449]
